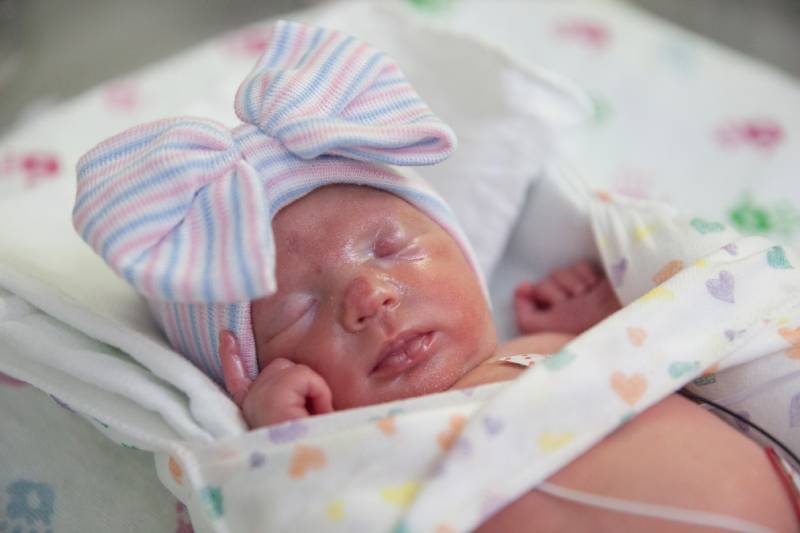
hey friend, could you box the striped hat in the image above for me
[73,20,483,384]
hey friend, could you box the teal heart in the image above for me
[668,361,700,379]
[201,486,224,518]
[767,246,794,269]
[690,217,725,234]
[543,349,577,371]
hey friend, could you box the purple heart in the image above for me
[453,437,472,458]
[724,328,745,341]
[611,258,628,288]
[722,243,738,256]
[790,393,800,428]
[268,420,309,444]
[483,416,504,436]
[706,270,735,303]
[249,452,266,468]
[460,387,475,397]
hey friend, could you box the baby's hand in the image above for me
[220,331,333,428]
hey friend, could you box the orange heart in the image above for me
[376,416,396,436]
[626,327,647,347]
[437,415,466,452]
[168,456,183,485]
[779,327,800,359]
[610,372,647,406]
[596,190,613,203]
[652,260,683,285]
[288,445,327,479]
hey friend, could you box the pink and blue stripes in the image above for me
[73,20,473,385]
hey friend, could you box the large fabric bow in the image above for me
[73,20,457,305]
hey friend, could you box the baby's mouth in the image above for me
[370,331,436,379]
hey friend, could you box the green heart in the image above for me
[201,486,224,518]
[668,361,700,379]
[767,246,794,269]
[543,349,577,371]
[690,217,725,234]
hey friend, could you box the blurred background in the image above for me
[1,0,799,135]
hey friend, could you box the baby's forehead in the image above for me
[274,184,429,236]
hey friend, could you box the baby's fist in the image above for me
[219,331,333,428]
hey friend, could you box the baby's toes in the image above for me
[529,279,569,310]
[514,290,556,333]
[574,260,601,288]
[552,268,588,296]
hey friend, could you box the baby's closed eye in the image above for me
[266,294,317,340]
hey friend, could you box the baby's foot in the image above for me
[514,260,621,335]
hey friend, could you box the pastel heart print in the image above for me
[767,246,794,269]
[778,327,800,358]
[288,445,327,479]
[249,452,266,468]
[555,19,611,48]
[652,260,683,285]
[640,286,674,302]
[610,372,647,406]
[668,360,700,379]
[200,486,224,518]
[626,327,647,347]
[381,481,420,509]
[168,456,184,485]
[690,217,725,235]
[634,224,655,242]
[437,415,466,451]
[706,270,735,303]
[724,329,746,341]
[376,416,396,436]
[611,258,627,288]
[717,120,784,150]
[483,416,504,436]
[723,243,739,256]
[596,190,613,203]
[537,432,574,453]
[268,420,309,444]
[436,524,456,533]
[326,500,345,522]
[543,349,577,371]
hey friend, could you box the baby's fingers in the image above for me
[304,371,333,415]
[219,330,252,407]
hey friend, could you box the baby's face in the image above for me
[251,185,496,409]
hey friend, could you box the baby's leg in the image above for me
[514,260,620,335]
[476,394,798,533]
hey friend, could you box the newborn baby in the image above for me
[219,184,620,428]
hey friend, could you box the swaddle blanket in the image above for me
[149,182,800,533]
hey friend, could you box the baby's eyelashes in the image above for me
[263,294,316,341]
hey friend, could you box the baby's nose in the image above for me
[341,274,399,332]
